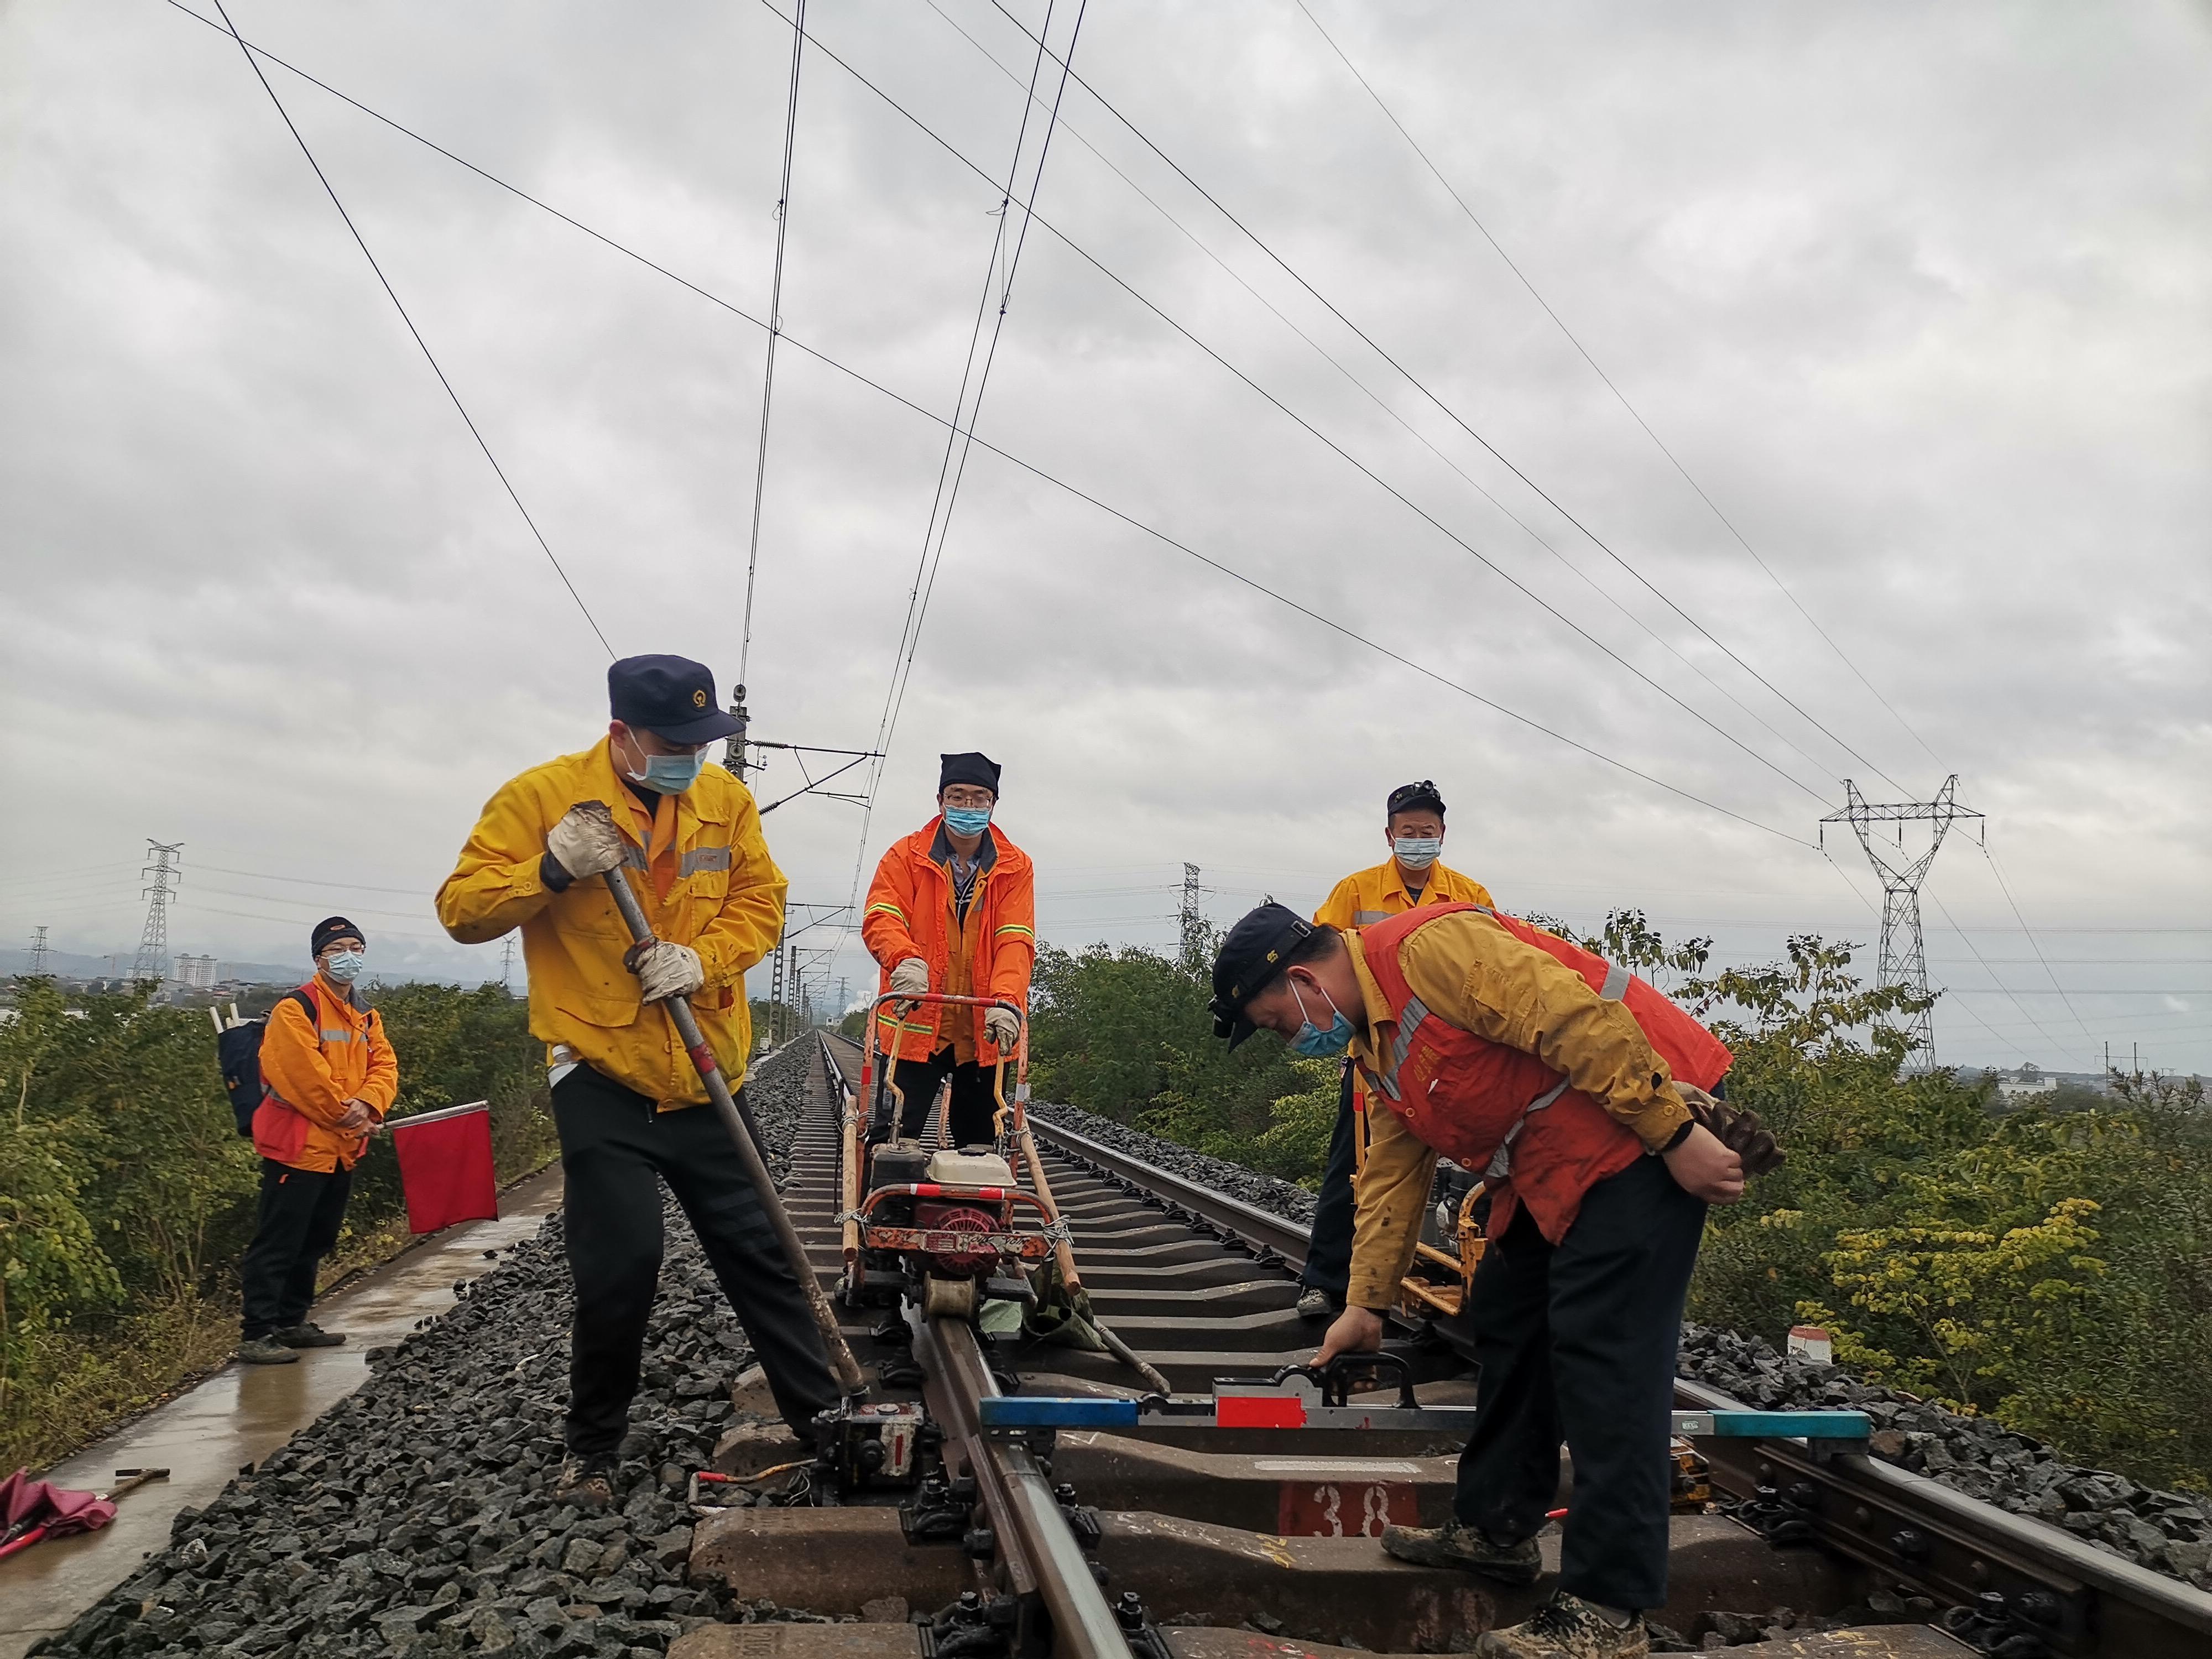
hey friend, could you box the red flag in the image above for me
[389,1102,498,1234]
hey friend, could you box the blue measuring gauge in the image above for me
[977,1394,1871,1441]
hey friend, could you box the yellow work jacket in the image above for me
[1340,910,1692,1310]
[435,738,785,1105]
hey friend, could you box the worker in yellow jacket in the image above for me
[436,654,837,1510]
[236,914,398,1365]
[1298,781,1493,1320]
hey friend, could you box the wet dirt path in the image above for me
[0,1167,564,1658]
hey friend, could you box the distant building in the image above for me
[175,954,218,991]
[1996,1070,2060,1100]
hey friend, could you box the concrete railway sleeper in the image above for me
[673,1033,2212,1659]
[32,1032,2208,1659]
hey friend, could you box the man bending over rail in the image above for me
[437,654,838,1510]
[1209,901,1740,1659]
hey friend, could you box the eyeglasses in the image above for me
[941,787,996,809]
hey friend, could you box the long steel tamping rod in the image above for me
[594,854,866,1397]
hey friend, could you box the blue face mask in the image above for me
[322,950,366,984]
[1288,979,1356,1058]
[1394,836,1443,870]
[622,737,706,795]
[942,806,993,838]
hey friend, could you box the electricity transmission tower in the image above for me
[500,935,517,993]
[1820,777,1980,1059]
[132,842,183,984]
[1179,863,1208,972]
[28,926,50,975]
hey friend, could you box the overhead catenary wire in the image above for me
[921,0,1849,797]
[1287,0,1944,774]
[1980,842,2099,1044]
[759,2,1845,812]
[197,0,613,658]
[839,0,1088,969]
[153,8,1833,846]
[738,0,809,688]
[974,0,1910,800]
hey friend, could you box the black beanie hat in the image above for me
[939,752,1002,795]
[311,916,364,958]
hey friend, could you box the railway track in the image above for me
[672,1035,2212,1659]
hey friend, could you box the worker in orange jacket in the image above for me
[237,915,398,1366]
[861,752,1035,1146]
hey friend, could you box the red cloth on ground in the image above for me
[0,1469,116,1538]
[390,1108,498,1234]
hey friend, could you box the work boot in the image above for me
[1474,1594,1646,1658]
[1295,1287,1336,1322]
[236,1337,300,1366]
[554,1451,619,1511]
[1379,1518,1542,1584]
[273,1322,345,1348]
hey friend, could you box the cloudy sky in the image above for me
[3,1,2206,1073]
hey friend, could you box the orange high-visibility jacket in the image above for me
[862,819,1035,1065]
[254,973,399,1173]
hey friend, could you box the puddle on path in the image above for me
[0,1167,564,1657]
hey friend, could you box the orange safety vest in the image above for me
[1354,904,1731,1242]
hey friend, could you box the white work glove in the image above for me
[626,940,705,1003]
[983,1005,1021,1051]
[889,957,930,1010]
[547,802,627,881]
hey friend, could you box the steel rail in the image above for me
[912,1308,1131,1659]
[1025,1108,2212,1659]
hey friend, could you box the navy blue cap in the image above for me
[311,916,364,957]
[1209,902,1314,1051]
[608,655,739,744]
[939,752,1002,795]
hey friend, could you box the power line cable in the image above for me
[198,0,613,656]
[162,8,1817,846]
[976,0,1907,797]
[739,0,808,687]
[1287,0,1944,771]
[843,0,1084,959]
[1980,842,2098,1043]
[761,2,1841,810]
[1929,890,2090,1066]
[921,0,1847,795]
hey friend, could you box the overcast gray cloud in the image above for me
[3,0,2206,1072]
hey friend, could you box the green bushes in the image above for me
[0,976,557,1473]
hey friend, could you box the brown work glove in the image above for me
[1678,1083,1785,1177]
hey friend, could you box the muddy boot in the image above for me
[1295,1287,1335,1321]
[236,1337,300,1365]
[1379,1518,1542,1584]
[1475,1595,1646,1658]
[274,1322,345,1348]
[554,1451,619,1510]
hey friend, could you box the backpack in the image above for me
[216,989,317,1138]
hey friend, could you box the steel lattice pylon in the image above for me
[132,841,183,985]
[1820,777,1980,1058]
[1179,863,1208,972]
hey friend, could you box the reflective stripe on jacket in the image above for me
[254,973,398,1173]
[1343,904,1730,1305]
[862,819,1036,1065]
[434,737,785,1105]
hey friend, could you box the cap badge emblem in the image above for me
[692,689,708,707]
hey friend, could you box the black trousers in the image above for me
[239,1159,353,1340]
[1454,1154,1707,1612]
[554,1065,840,1454]
[889,1047,1000,1146]
[1300,1066,1358,1300]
